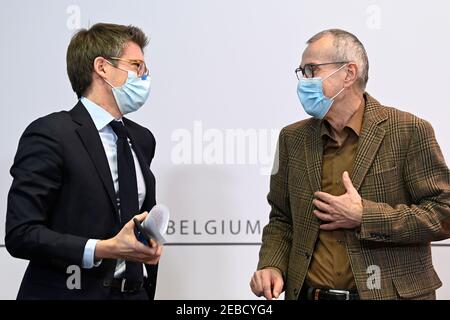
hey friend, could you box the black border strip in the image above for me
[1,243,450,247]
[165,242,262,246]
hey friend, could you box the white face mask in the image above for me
[104,62,151,115]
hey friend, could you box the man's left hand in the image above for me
[313,171,363,231]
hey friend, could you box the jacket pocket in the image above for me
[360,165,404,205]
[365,165,398,178]
[392,269,442,299]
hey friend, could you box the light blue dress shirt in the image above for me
[80,97,147,273]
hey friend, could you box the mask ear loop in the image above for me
[103,59,134,88]
[101,59,115,88]
[324,63,349,100]
[322,62,349,81]
[103,78,114,88]
[331,87,345,100]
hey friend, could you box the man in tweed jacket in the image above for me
[250,29,450,300]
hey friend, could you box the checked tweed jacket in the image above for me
[258,93,450,300]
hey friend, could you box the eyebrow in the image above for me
[300,61,321,67]
[126,59,145,63]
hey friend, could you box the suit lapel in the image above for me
[123,119,156,212]
[69,102,119,216]
[305,119,324,193]
[351,94,388,191]
[304,94,388,193]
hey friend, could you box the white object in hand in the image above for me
[141,204,170,244]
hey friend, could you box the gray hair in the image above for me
[307,29,369,90]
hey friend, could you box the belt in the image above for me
[105,278,144,293]
[300,284,360,301]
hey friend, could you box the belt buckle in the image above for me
[328,289,350,300]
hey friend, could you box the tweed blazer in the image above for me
[258,93,450,300]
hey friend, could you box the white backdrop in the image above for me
[0,0,449,299]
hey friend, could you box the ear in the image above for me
[343,62,358,88]
[93,57,109,79]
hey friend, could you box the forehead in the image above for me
[301,35,335,65]
[120,41,145,60]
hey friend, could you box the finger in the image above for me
[320,222,340,231]
[254,272,264,296]
[251,273,262,296]
[272,274,283,299]
[134,211,149,222]
[261,271,273,300]
[149,239,157,248]
[313,199,332,213]
[313,210,335,222]
[314,191,335,204]
[140,248,161,262]
[342,171,356,194]
[126,254,148,263]
[142,244,161,258]
[144,257,160,265]
[155,244,163,257]
[135,241,158,256]
[124,212,149,230]
[250,276,259,296]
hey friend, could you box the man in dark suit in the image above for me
[5,23,163,300]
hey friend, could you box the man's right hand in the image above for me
[250,267,284,300]
[94,212,163,265]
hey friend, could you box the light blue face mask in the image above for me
[297,63,347,119]
[104,62,151,115]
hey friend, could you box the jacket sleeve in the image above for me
[144,127,159,300]
[5,117,88,266]
[257,128,293,278]
[358,119,450,244]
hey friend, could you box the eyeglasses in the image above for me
[106,57,149,78]
[295,61,348,80]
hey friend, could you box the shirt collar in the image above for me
[320,97,365,138]
[80,97,118,131]
[346,98,365,136]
